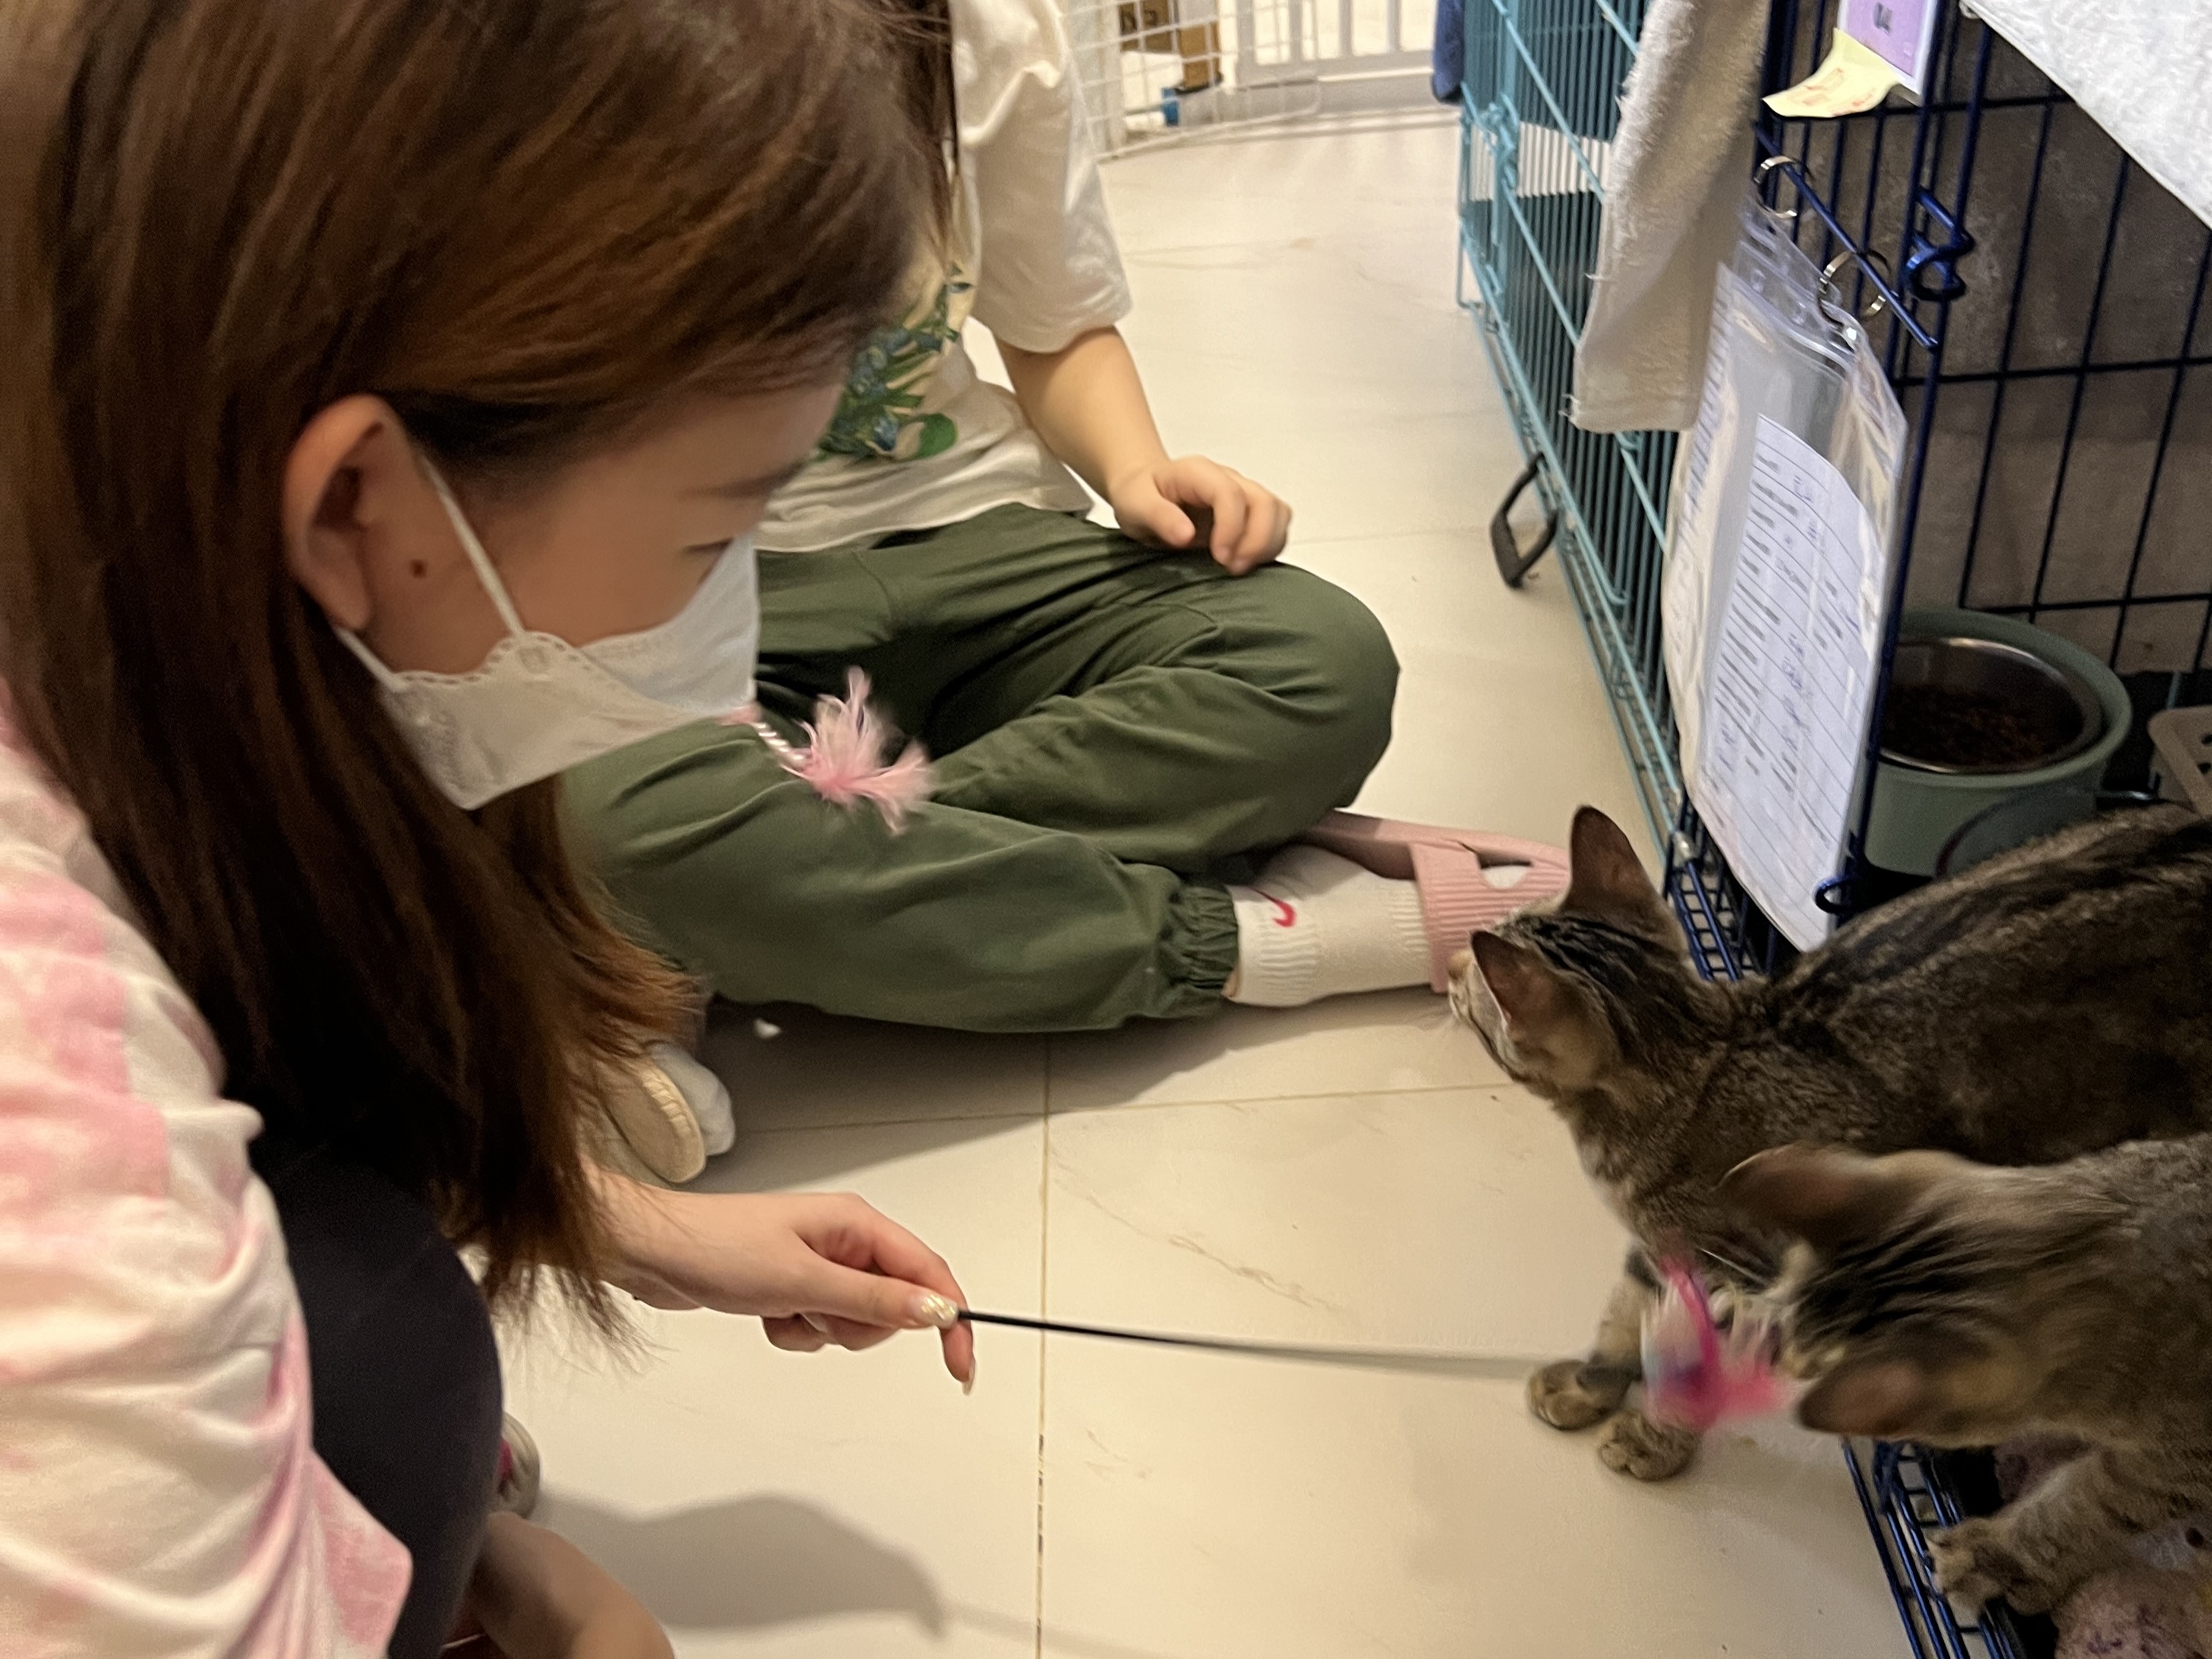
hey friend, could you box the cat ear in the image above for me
[1565,808,1660,920]
[1469,932,1562,1041]
[1718,1145,1916,1252]
[1721,1145,1972,1250]
[1796,1358,1933,1437]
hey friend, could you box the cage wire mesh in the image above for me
[1064,0,1440,154]
[1750,14,2212,710]
[1704,12,2209,966]
[1456,0,1681,851]
[1460,0,2212,963]
[1462,0,2211,1649]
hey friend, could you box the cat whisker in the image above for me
[1696,1243,1762,1283]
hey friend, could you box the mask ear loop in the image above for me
[417,453,531,639]
[334,624,411,691]
[333,454,535,689]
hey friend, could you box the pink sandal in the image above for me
[493,1415,541,1519]
[1301,811,1570,991]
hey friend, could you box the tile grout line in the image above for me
[733,1105,1045,1137]
[1032,1066,1053,1659]
[1045,1078,1526,1116]
[736,1078,1529,1137]
[1283,522,1513,551]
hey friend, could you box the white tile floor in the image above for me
[505,117,1904,1658]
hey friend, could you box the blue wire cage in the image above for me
[1456,0,2212,1653]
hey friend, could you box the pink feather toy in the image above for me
[723,669,934,831]
[1640,1259,1796,1432]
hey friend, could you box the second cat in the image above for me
[1730,1137,2212,1614]
[1446,804,2212,1479]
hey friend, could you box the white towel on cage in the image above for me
[1968,0,2211,230]
[1568,0,1771,433]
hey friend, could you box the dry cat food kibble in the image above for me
[1880,681,2072,770]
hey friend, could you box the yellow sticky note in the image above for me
[1764,29,1902,119]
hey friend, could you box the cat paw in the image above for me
[1596,1410,1700,1481]
[1930,1519,2069,1615]
[1527,1358,1630,1432]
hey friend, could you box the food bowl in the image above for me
[1865,609,2131,877]
[1880,635,2104,775]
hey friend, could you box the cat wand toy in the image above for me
[955,1309,1542,1380]
[1638,1260,1798,1431]
[961,1259,1797,1432]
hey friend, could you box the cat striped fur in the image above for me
[1446,804,2212,1483]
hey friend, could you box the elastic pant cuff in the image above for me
[1157,878,1240,1012]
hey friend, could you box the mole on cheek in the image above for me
[410,560,429,578]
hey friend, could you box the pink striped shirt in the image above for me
[0,733,409,1657]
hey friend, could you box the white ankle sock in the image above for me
[1225,846,1432,1008]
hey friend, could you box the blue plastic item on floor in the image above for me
[1432,0,1465,102]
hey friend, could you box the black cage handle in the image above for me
[1491,459,1559,589]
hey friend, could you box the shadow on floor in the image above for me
[540,1492,1194,1658]
[537,1490,944,1635]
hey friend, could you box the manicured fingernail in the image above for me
[910,1292,960,1330]
[963,1350,978,1396]
[801,1312,830,1335]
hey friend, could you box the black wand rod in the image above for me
[957,1309,1541,1380]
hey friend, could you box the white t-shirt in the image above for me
[760,0,1134,553]
[0,729,407,1657]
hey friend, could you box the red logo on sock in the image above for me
[1253,890,1298,928]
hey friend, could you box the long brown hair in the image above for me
[0,0,931,1317]
[888,0,960,238]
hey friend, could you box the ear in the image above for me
[1719,1146,1880,1251]
[1720,1144,1962,1253]
[1469,933,1564,1044]
[1796,1357,1933,1437]
[282,394,434,633]
[1564,808,1660,920]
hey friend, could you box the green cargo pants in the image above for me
[564,505,1398,1032]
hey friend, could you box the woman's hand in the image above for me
[464,1513,672,1659]
[594,1175,977,1389]
[1108,454,1292,576]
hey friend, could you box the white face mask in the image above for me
[337,458,759,810]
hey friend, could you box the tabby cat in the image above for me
[1447,804,2212,1481]
[1728,1139,2212,1614]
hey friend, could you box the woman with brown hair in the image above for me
[0,1,971,1654]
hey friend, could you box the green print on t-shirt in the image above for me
[819,272,975,463]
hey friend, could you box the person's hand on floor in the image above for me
[1108,454,1292,575]
[464,1513,672,1659]
[593,1175,977,1389]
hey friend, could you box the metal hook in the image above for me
[1820,247,1895,322]
[1903,189,1974,303]
[1755,154,1801,219]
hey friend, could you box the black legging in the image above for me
[252,1136,504,1659]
